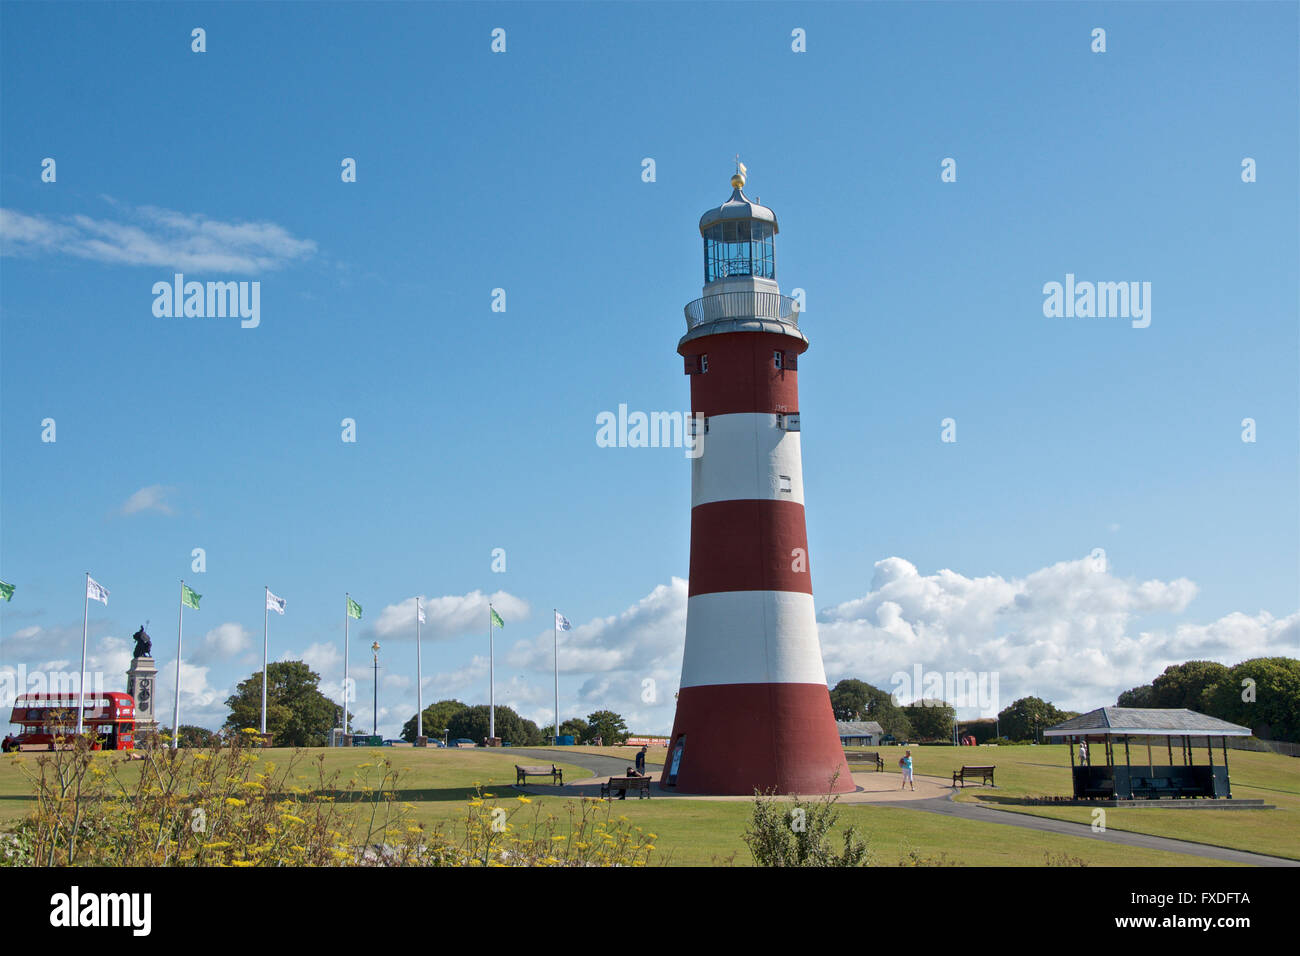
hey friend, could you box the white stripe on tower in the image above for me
[679,591,825,688]
[691,413,804,507]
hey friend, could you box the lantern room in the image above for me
[699,163,778,286]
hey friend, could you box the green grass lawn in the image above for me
[1,744,1285,865]
[855,744,1300,860]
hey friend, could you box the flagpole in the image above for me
[488,603,495,742]
[415,598,423,740]
[261,586,269,735]
[173,579,183,749]
[78,572,89,736]
[344,593,350,736]
[553,608,559,745]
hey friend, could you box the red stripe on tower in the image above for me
[662,164,852,796]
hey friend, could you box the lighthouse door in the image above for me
[667,735,686,786]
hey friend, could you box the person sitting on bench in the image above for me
[619,766,643,799]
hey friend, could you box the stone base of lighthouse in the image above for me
[662,683,853,795]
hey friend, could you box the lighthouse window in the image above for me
[773,350,783,369]
[703,220,775,283]
[778,475,793,493]
[700,354,708,372]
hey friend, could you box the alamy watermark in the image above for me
[890,665,1000,717]
[152,273,260,328]
[1042,273,1150,329]
[596,404,705,459]
[0,666,105,709]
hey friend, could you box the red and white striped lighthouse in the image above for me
[661,165,853,795]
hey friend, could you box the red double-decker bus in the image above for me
[4,692,136,751]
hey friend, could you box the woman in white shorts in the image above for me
[899,750,915,790]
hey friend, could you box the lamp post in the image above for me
[371,641,380,738]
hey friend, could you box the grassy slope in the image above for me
[852,744,1300,861]
[0,744,1281,865]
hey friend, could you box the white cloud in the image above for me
[154,657,228,730]
[120,484,176,516]
[818,555,1296,715]
[504,579,688,734]
[190,622,252,665]
[292,641,340,678]
[373,590,529,642]
[0,203,316,273]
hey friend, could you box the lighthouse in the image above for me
[661,165,853,795]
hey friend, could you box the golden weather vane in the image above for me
[731,154,747,189]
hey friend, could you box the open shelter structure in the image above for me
[1044,707,1251,800]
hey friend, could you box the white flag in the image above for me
[555,611,572,631]
[417,601,425,625]
[87,576,109,605]
[267,591,286,615]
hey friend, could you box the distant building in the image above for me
[837,721,884,746]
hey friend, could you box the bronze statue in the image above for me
[132,625,152,659]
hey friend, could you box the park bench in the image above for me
[952,765,996,788]
[515,764,563,786]
[845,751,885,771]
[600,775,651,799]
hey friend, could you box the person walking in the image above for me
[635,745,647,775]
[899,750,915,791]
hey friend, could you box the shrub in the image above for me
[742,777,871,867]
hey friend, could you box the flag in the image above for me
[347,597,362,620]
[267,591,286,615]
[417,602,426,625]
[0,580,13,602]
[490,606,504,629]
[87,576,109,605]
[555,611,572,631]
[182,584,201,610]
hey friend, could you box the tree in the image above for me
[1150,661,1231,710]
[559,717,589,742]
[829,679,873,720]
[1117,684,1156,707]
[1203,657,1300,742]
[222,661,340,747]
[401,699,468,742]
[175,724,219,748]
[902,699,956,740]
[446,704,542,745]
[517,718,546,747]
[585,710,629,745]
[829,679,912,737]
[996,696,1069,742]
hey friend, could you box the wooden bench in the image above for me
[600,775,651,799]
[515,764,563,786]
[952,765,996,788]
[845,751,885,771]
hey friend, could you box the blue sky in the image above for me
[2,1,1297,737]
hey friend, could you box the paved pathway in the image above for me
[889,790,1300,867]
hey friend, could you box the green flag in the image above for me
[0,580,13,602]
[182,584,201,610]
[347,597,363,620]
[490,606,504,629]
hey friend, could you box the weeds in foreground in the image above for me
[0,732,655,867]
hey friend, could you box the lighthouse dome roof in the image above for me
[698,186,779,235]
